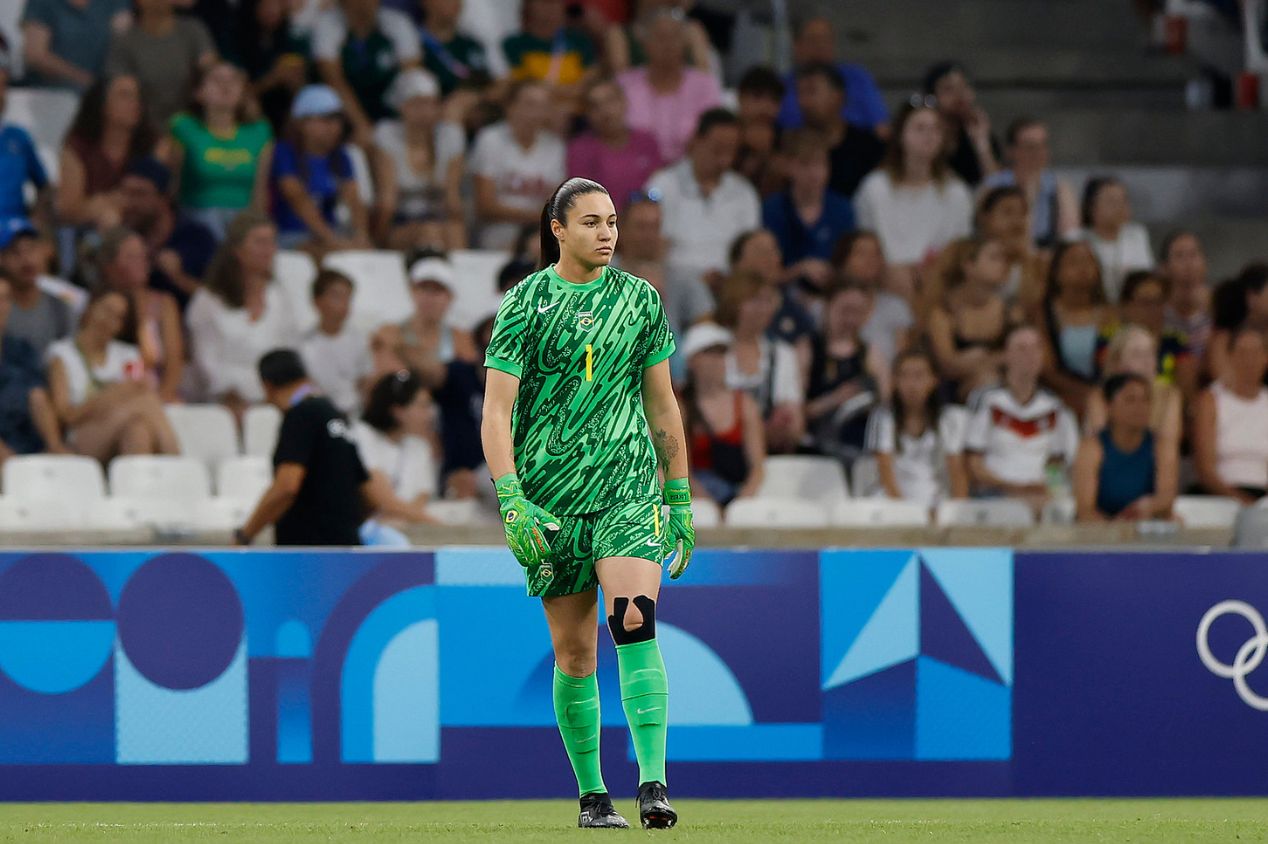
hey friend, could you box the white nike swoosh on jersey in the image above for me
[537,302,559,314]
[645,537,660,547]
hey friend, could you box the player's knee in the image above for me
[608,595,656,645]
[555,649,596,678]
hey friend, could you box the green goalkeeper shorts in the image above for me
[533,495,665,598]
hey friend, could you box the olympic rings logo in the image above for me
[1196,600,1268,711]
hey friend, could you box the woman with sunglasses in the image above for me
[482,177,693,830]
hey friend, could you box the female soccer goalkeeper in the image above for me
[481,178,695,830]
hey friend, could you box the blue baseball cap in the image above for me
[291,85,343,119]
[0,218,37,251]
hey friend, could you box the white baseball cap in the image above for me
[408,256,454,291]
[387,69,441,112]
[682,322,733,359]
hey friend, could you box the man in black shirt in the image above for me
[235,350,372,547]
[795,63,885,199]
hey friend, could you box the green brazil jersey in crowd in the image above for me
[484,264,676,516]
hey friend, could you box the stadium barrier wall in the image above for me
[0,546,1266,799]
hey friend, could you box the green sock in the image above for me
[616,639,669,786]
[552,665,607,796]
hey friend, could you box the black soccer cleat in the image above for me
[636,781,677,829]
[578,792,630,829]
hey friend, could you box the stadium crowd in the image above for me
[0,0,1263,530]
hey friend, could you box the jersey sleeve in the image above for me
[484,288,528,378]
[642,285,676,368]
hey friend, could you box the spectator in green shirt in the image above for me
[419,0,492,98]
[502,0,596,122]
[163,61,274,240]
[312,0,421,148]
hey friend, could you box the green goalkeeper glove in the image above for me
[495,473,561,595]
[661,477,695,579]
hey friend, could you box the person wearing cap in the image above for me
[104,0,218,127]
[371,68,467,251]
[117,157,217,311]
[312,0,421,147]
[0,56,52,236]
[0,271,67,461]
[0,223,72,358]
[269,84,370,252]
[680,321,765,506]
[164,61,275,240]
[374,252,477,374]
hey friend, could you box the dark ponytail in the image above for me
[1213,262,1268,330]
[538,177,610,270]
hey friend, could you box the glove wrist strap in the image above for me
[663,477,691,507]
[494,472,523,500]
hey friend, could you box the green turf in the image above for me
[0,799,1266,842]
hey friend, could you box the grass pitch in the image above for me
[1,799,1265,842]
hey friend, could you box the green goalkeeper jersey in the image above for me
[484,264,676,515]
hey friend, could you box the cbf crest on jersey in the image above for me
[577,310,595,328]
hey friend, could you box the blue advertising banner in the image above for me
[7,546,1264,799]
[1013,550,1268,796]
[0,546,1022,800]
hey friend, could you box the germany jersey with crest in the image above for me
[483,264,676,515]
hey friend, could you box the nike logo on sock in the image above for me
[537,302,559,314]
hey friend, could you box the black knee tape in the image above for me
[607,595,656,645]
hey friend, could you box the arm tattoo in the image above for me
[652,426,680,472]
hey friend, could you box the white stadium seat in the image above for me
[243,404,283,457]
[449,249,510,330]
[428,499,489,526]
[216,456,273,500]
[4,89,79,150]
[3,455,106,504]
[849,455,882,498]
[935,498,1035,528]
[725,497,831,528]
[690,498,722,528]
[0,498,89,532]
[756,455,850,505]
[166,404,240,468]
[108,456,212,502]
[832,499,929,528]
[274,250,319,334]
[1173,495,1243,529]
[321,250,412,333]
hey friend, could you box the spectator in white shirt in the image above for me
[854,101,972,278]
[300,269,373,417]
[469,80,565,250]
[1077,176,1153,304]
[354,369,440,527]
[186,212,299,417]
[47,290,180,461]
[1194,326,1268,504]
[645,108,761,286]
[866,348,968,507]
[964,323,1078,513]
[716,271,804,454]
